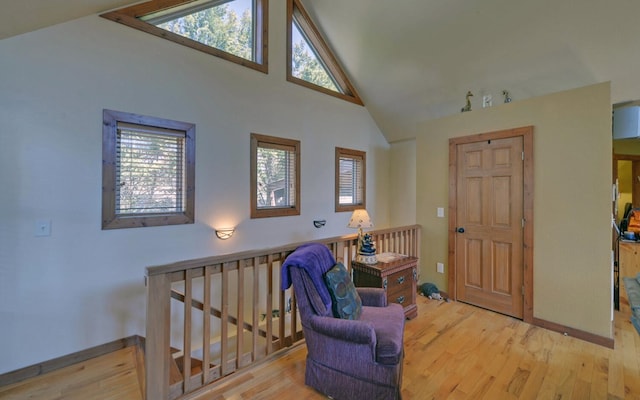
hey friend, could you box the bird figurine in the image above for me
[502,90,512,103]
[461,91,473,112]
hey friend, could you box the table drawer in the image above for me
[388,286,412,307]
[385,269,413,293]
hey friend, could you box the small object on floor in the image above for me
[419,282,442,300]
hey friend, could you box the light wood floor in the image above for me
[2,295,639,400]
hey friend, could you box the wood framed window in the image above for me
[101,0,269,74]
[286,0,363,105]
[102,109,195,229]
[251,133,300,218]
[335,147,365,212]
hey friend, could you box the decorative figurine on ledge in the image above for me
[358,233,377,264]
[461,91,473,112]
[348,209,376,263]
[502,90,512,103]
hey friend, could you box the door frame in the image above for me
[448,126,534,323]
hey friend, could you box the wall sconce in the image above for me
[215,228,235,240]
[313,219,326,228]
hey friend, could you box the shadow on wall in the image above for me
[95,283,146,341]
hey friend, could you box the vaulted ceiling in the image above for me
[3,0,640,140]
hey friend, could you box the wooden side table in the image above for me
[352,256,418,319]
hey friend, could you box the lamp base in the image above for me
[357,254,377,264]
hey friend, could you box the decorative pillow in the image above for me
[324,263,362,320]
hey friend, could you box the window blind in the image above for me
[256,143,296,209]
[338,155,363,206]
[116,123,186,215]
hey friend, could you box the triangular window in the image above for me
[101,0,268,73]
[287,0,363,105]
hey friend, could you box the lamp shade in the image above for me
[347,209,373,229]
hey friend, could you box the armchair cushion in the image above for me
[360,303,405,365]
[324,263,362,320]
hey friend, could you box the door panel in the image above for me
[492,241,512,294]
[455,137,524,318]
[464,238,483,288]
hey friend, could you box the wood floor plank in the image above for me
[3,296,639,400]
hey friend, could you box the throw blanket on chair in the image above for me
[281,243,336,314]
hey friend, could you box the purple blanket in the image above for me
[281,243,336,312]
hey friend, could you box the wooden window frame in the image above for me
[100,0,269,74]
[250,133,301,218]
[286,0,363,105]
[335,147,366,212]
[102,109,196,229]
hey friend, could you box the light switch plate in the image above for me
[437,207,445,218]
[437,262,445,273]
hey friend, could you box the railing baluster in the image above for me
[279,252,287,348]
[252,256,260,361]
[145,273,171,400]
[221,263,229,377]
[236,260,244,369]
[266,254,273,355]
[203,266,211,385]
[183,269,193,393]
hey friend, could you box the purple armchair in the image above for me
[282,243,405,400]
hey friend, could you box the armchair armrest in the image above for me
[309,315,376,345]
[357,287,387,307]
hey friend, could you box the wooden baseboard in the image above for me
[532,317,614,348]
[0,335,144,387]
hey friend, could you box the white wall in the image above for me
[389,140,416,226]
[0,2,390,373]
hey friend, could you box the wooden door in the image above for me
[455,136,524,318]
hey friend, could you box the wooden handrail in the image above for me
[146,225,420,277]
[146,225,421,400]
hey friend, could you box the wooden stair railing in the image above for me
[145,225,421,399]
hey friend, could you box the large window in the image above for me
[101,0,268,73]
[251,133,300,218]
[335,147,365,212]
[102,110,195,229]
[286,0,363,105]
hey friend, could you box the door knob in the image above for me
[457,227,465,233]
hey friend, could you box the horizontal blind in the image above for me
[116,123,186,215]
[338,155,363,206]
[256,144,296,209]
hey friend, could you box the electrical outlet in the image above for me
[437,262,444,273]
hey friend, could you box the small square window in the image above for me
[102,110,195,229]
[251,133,300,218]
[335,147,365,212]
